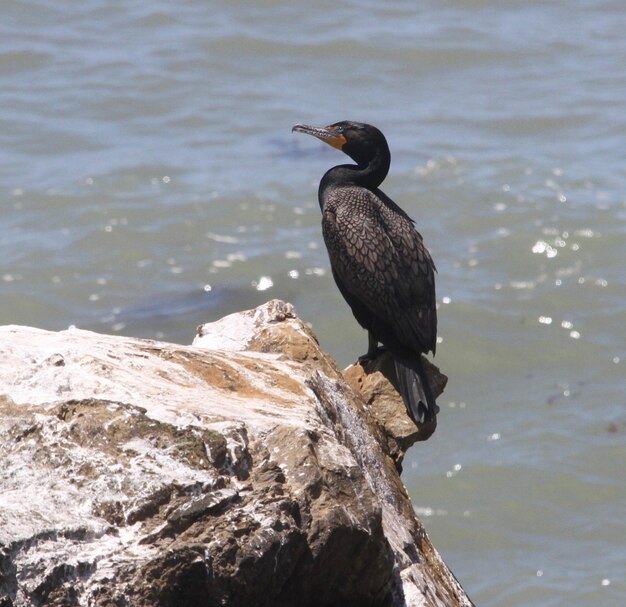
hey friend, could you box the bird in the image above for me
[292,121,438,425]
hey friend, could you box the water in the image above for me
[1,1,625,604]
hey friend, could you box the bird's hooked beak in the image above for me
[292,124,347,150]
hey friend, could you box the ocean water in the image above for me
[1,1,625,605]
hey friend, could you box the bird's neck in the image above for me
[319,148,390,206]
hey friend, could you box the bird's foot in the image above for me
[358,345,388,363]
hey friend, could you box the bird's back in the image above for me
[321,184,437,357]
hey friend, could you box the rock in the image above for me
[0,300,473,607]
[343,351,447,469]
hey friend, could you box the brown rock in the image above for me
[344,351,448,468]
[0,300,472,607]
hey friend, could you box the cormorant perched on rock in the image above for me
[292,121,438,425]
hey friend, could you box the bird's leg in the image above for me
[367,331,380,357]
[358,331,388,363]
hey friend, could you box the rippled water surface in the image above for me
[1,2,625,604]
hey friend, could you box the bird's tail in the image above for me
[394,354,439,425]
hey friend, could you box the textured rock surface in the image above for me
[0,300,472,607]
[343,352,447,469]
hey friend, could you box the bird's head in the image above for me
[292,121,388,167]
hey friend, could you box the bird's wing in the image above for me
[322,188,437,354]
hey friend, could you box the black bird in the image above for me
[292,121,438,424]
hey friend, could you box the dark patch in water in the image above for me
[266,136,338,160]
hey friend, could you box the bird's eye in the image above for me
[336,126,345,134]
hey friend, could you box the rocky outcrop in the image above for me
[0,300,472,607]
